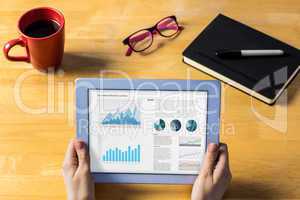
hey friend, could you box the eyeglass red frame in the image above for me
[122,15,183,56]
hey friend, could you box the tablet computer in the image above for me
[76,78,220,184]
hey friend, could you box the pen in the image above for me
[216,49,286,58]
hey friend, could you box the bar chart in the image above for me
[102,145,141,163]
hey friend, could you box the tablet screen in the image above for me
[89,89,208,175]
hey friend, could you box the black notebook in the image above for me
[183,14,300,104]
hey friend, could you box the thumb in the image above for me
[74,140,90,168]
[62,139,78,177]
[200,143,219,176]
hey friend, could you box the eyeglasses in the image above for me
[123,16,183,56]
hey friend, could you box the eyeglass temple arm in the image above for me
[126,47,133,56]
[125,32,151,56]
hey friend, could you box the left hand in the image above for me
[62,139,95,200]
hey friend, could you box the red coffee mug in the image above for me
[3,7,65,71]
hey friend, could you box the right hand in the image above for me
[191,143,232,200]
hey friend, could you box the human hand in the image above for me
[62,139,95,200]
[191,143,231,200]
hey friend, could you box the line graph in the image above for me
[101,106,141,125]
[179,137,202,147]
[179,151,201,160]
[179,161,201,171]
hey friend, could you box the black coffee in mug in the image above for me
[24,19,60,38]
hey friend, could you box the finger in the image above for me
[200,143,219,177]
[219,143,229,167]
[213,143,230,181]
[62,139,78,176]
[74,139,90,169]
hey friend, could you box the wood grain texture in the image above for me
[0,0,300,199]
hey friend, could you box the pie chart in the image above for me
[154,119,166,131]
[170,119,181,132]
[186,120,197,132]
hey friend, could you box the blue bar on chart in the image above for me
[101,144,141,163]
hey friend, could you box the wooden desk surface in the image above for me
[0,0,300,199]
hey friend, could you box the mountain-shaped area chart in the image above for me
[101,106,141,125]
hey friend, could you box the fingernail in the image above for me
[208,143,218,152]
[75,141,84,149]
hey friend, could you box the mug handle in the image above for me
[3,37,30,62]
